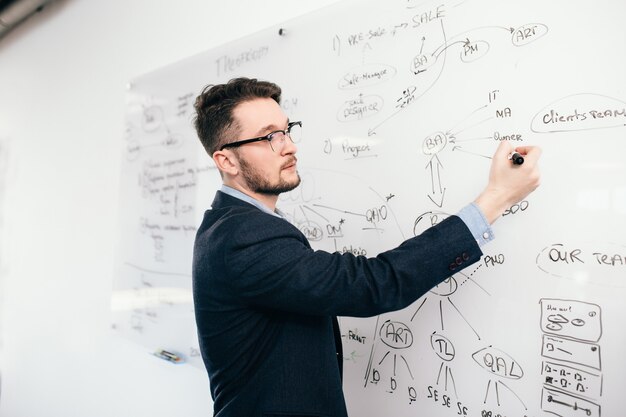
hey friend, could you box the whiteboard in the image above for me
[112,0,626,416]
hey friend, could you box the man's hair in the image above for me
[193,77,282,155]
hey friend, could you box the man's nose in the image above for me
[281,137,298,155]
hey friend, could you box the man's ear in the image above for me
[213,150,238,176]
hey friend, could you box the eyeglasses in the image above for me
[219,121,302,152]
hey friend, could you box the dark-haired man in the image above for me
[192,77,541,416]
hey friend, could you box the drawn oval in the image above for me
[338,63,397,90]
[413,210,450,236]
[571,318,586,327]
[531,93,626,133]
[459,40,490,63]
[337,94,384,122]
[545,322,563,331]
[431,333,455,362]
[472,346,524,379]
[297,221,323,242]
[535,241,626,288]
[379,321,413,349]
[547,314,568,324]
[422,131,448,155]
[511,23,548,46]
[430,277,458,296]
[409,53,437,74]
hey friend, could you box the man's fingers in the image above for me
[514,146,542,162]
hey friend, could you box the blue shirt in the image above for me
[456,202,494,246]
[219,185,493,246]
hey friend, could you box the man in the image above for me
[192,77,540,416]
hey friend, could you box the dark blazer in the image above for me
[193,191,482,417]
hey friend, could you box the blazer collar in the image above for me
[214,185,285,218]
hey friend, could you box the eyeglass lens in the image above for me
[269,123,302,151]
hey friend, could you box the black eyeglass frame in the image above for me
[219,121,302,151]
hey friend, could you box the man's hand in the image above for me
[475,141,541,224]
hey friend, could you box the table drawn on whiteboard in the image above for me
[539,299,603,417]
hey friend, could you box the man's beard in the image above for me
[238,156,301,195]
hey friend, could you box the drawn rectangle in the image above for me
[540,298,602,342]
[542,361,602,398]
[541,387,601,417]
[541,335,601,370]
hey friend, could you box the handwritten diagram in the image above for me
[539,299,603,417]
[114,0,626,415]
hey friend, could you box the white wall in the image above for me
[0,1,340,415]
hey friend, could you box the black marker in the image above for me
[508,151,524,165]
[153,349,184,364]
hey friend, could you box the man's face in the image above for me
[231,98,300,195]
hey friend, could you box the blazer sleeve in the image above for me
[212,210,482,317]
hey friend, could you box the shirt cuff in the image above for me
[456,202,494,247]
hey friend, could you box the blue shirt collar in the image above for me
[219,185,285,219]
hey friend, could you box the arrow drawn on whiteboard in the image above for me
[426,154,444,194]
[446,104,489,135]
[426,154,446,207]
[433,25,516,56]
[449,135,492,143]
[428,190,447,208]
[311,203,365,218]
[452,145,492,160]
[472,25,516,34]
[433,38,471,59]
[448,115,494,137]
[367,19,449,136]
[301,205,330,223]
